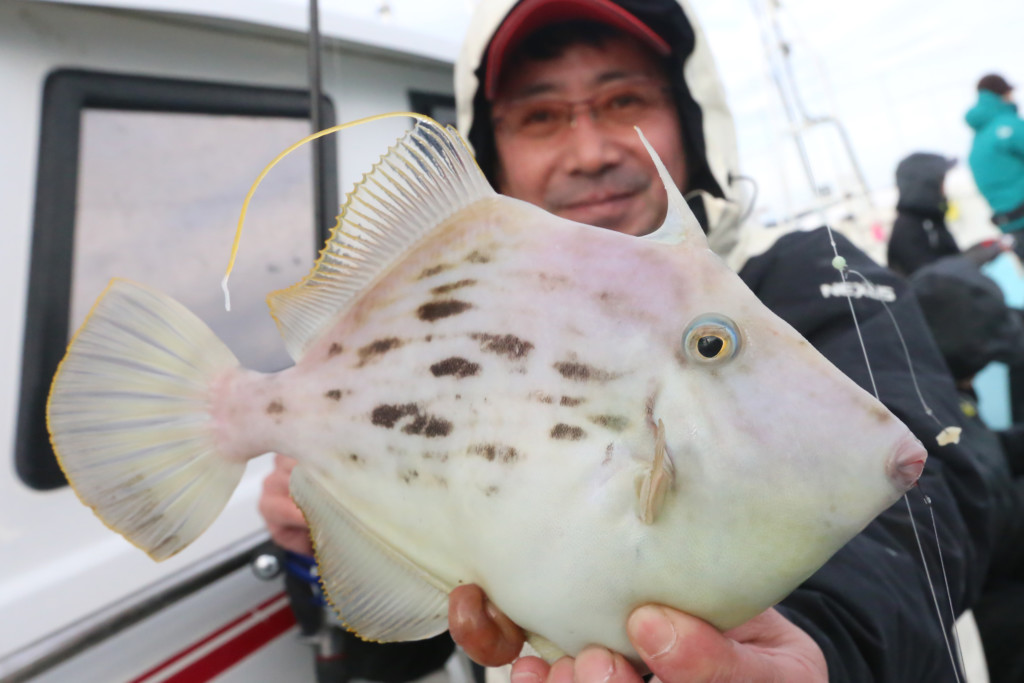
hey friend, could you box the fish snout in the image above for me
[887,436,927,492]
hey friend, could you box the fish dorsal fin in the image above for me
[634,127,706,246]
[268,119,496,360]
[290,466,450,642]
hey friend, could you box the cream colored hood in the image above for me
[454,0,763,270]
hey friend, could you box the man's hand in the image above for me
[258,454,313,555]
[448,585,827,683]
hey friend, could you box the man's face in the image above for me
[490,36,688,237]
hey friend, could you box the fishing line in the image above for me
[222,111,449,311]
[924,486,967,675]
[821,222,965,681]
[843,268,950,439]
[902,490,964,683]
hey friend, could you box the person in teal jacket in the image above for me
[966,73,1024,234]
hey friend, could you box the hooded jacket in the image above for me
[455,2,997,681]
[886,153,961,276]
[966,90,1024,232]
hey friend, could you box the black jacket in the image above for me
[886,153,960,276]
[742,228,997,682]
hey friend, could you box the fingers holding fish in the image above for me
[448,584,525,666]
[258,454,313,555]
[625,606,827,683]
[514,648,641,683]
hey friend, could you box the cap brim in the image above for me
[484,0,672,100]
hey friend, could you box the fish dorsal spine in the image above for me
[634,126,707,246]
[267,119,496,360]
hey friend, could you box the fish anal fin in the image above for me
[636,419,675,524]
[290,466,450,642]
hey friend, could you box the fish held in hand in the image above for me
[47,116,925,662]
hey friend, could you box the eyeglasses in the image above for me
[492,79,673,140]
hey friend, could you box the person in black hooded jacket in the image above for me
[887,152,1009,276]
[445,2,1002,683]
[259,1,1003,681]
[886,152,962,276]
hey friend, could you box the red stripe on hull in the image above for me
[129,592,297,683]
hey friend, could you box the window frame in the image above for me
[15,69,338,490]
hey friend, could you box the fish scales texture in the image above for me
[47,117,926,662]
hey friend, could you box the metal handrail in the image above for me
[0,531,275,683]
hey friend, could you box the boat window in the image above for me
[15,69,337,490]
[409,91,457,127]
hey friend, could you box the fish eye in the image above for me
[682,314,741,364]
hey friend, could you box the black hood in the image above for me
[895,152,955,217]
[909,255,1024,380]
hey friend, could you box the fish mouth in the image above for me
[886,435,927,492]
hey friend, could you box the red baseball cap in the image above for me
[484,0,672,99]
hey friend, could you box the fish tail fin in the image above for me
[47,278,245,561]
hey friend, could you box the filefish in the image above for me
[47,116,926,661]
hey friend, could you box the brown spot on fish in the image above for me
[328,342,344,357]
[404,414,429,435]
[483,485,500,496]
[424,417,452,438]
[465,250,491,264]
[371,403,418,429]
[431,357,480,378]
[383,406,452,438]
[419,263,452,279]
[431,279,477,295]
[554,361,619,383]
[433,475,449,488]
[529,391,555,404]
[418,300,472,322]
[400,469,420,484]
[348,453,363,464]
[590,415,630,432]
[560,396,585,407]
[472,333,534,359]
[551,423,586,440]
[358,337,403,365]
[325,389,343,401]
[603,443,614,465]
[266,401,285,414]
[469,444,520,464]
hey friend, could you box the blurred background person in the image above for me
[887,152,962,276]
[966,74,1024,244]
[887,152,1007,277]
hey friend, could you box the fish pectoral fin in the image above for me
[636,419,675,524]
[524,632,568,663]
[290,466,450,642]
